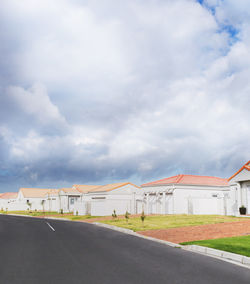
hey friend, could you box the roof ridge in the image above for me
[176,174,184,183]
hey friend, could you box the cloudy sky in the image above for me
[0,0,249,192]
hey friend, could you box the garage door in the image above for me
[91,200,107,216]
[192,198,222,215]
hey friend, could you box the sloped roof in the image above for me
[142,174,229,187]
[72,185,101,193]
[0,192,18,199]
[20,188,59,198]
[89,182,140,193]
[60,188,80,194]
[228,161,250,181]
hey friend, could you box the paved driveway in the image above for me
[0,215,250,284]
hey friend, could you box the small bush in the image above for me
[60,209,63,214]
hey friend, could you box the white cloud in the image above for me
[0,0,250,188]
[7,83,67,127]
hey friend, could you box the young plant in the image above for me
[141,211,146,226]
[60,209,63,215]
[125,211,130,223]
[112,210,117,219]
[41,200,45,213]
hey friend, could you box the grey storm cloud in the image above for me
[0,0,250,192]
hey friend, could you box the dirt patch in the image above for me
[137,219,250,243]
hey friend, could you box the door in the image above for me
[69,197,78,212]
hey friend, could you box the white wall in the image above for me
[142,185,232,215]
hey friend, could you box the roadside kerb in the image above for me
[0,213,69,221]
[183,245,250,268]
[94,222,184,248]
[93,222,250,269]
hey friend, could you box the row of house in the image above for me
[0,161,250,216]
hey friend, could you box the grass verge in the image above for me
[181,235,250,257]
[99,214,244,232]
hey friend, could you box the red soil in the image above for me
[138,220,250,243]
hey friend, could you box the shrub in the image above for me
[60,209,63,214]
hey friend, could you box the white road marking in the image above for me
[46,222,55,232]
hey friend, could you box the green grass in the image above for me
[99,215,244,232]
[181,235,250,257]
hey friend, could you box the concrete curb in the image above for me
[183,245,250,267]
[93,222,183,248]
[0,213,70,221]
[93,222,250,269]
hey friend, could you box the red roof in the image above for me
[228,161,250,181]
[142,174,229,187]
[0,192,18,199]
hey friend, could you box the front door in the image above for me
[69,196,78,212]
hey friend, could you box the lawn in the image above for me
[181,235,250,257]
[99,214,244,232]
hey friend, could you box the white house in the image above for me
[141,175,232,215]
[74,182,143,216]
[16,188,59,211]
[0,192,18,211]
[228,160,250,214]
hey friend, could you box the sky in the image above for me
[0,0,250,192]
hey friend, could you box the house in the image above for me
[72,182,143,216]
[17,188,59,211]
[141,175,232,215]
[58,185,101,213]
[228,161,250,214]
[0,192,18,211]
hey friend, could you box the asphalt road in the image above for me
[0,215,250,284]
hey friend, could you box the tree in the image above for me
[41,200,45,213]
[26,200,32,212]
[112,210,117,219]
[141,210,146,226]
[125,211,130,223]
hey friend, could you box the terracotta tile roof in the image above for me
[228,161,250,181]
[89,182,140,193]
[72,185,102,193]
[141,174,229,187]
[0,192,18,199]
[60,188,80,194]
[20,188,59,198]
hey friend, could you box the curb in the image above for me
[93,222,250,269]
[183,245,250,267]
[93,222,183,248]
[0,213,69,221]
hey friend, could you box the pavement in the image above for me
[1,215,250,284]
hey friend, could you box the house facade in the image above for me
[16,188,59,211]
[141,175,232,216]
[0,192,18,211]
[228,161,250,214]
[83,182,143,216]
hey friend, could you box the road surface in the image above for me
[0,214,249,284]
